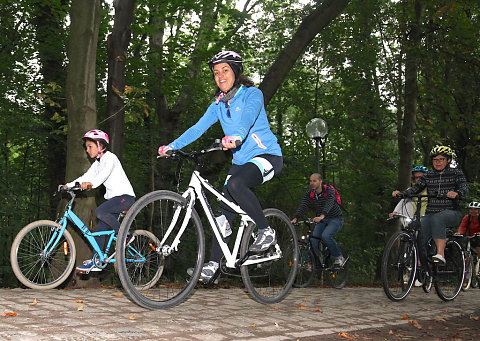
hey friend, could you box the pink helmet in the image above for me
[83,129,109,159]
[83,129,109,145]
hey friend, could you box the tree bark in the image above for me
[397,0,425,190]
[65,0,102,287]
[32,0,68,216]
[105,0,137,158]
[259,0,351,106]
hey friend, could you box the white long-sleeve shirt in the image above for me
[66,151,135,200]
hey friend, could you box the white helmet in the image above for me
[468,202,480,209]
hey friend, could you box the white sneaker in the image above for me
[249,227,276,252]
[432,254,446,265]
[216,215,232,238]
[333,256,345,267]
[414,279,423,287]
[186,262,220,284]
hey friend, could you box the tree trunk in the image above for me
[105,0,137,158]
[32,0,68,217]
[397,0,425,190]
[259,0,351,106]
[65,0,102,287]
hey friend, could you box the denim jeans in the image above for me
[311,217,344,258]
[421,209,462,241]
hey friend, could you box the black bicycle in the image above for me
[382,194,465,302]
[452,233,480,291]
[293,219,349,289]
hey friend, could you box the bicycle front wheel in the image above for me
[116,190,205,309]
[381,231,417,301]
[10,220,76,289]
[325,248,349,289]
[434,239,465,301]
[240,208,298,304]
[292,241,315,288]
[422,273,433,293]
[461,254,473,291]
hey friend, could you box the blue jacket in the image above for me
[169,86,282,165]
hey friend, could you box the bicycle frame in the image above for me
[160,169,282,268]
[46,190,118,264]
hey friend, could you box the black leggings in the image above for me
[210,154,283,262]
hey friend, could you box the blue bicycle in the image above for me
[10,184,162,290]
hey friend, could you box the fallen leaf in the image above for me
[469,314,479,321]
[1,312,17,317]
[402,313,409,320]
[250,323,256,327]
[303,297,307,302]
[337,332,355,339]
[29,298,38,306]
[74,299,83,303]
[77,305,84,311]
[389,330,393,335]
[315,307,323,313]
[102,289,108,293]
[408,320,422,329]
[274,322,279,328]
[112,293,124,297]
[296,305,308,310]
[434,316,446,322]
[129,315,136,320]
[270,305,279,310]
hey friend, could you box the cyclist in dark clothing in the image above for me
[291,173,344,266]
[392,145,469,264]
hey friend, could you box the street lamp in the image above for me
[306,118,328,177]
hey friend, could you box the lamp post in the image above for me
[306,118,328,178]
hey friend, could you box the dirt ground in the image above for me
[302,310,480,340]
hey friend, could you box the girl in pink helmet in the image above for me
[59,129,135,273]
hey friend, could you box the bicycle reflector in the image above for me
[63,241,69,256]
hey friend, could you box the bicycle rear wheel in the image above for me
[434,239,465,301]
[240,208,298,304]
[116,190,205,309]
[381,231,417,301]
[10,220,76,289]
[121,229,163,290]
[292,241,315,288]
[461,254,473,291]
[325,248,349,289]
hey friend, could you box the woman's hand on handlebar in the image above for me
[158,145,173,156]
[446,191,458,199]
[221,135,242,150]
[291,217,298,224]
[392,190,401,198]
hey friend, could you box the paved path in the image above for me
[0,286,479,340]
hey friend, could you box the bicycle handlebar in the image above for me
[395,193,448,200]
[294,218,315,226]
[453,233,480,238]
[55,182,83,196]
[157,139,226,160]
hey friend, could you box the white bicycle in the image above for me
[116,141,298,309]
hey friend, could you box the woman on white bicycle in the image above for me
[158,51,283,281]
